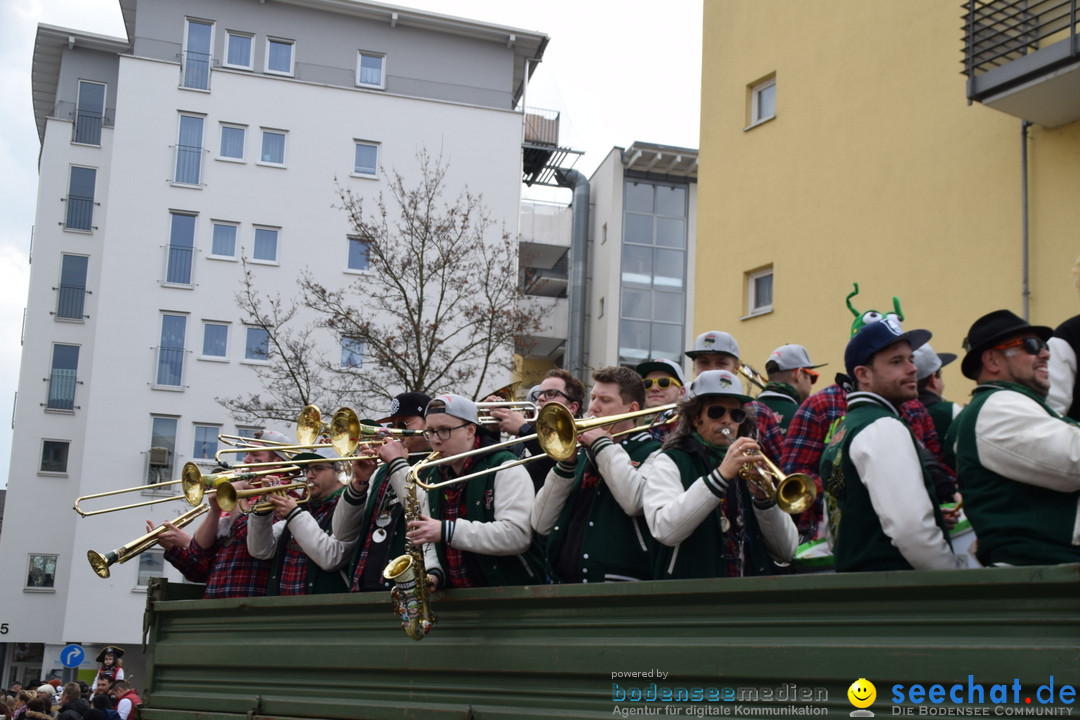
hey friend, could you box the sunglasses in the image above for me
[799,368,820,385]
[705,406,747,422]
[993,336,1048,356]
[643,377,682,390]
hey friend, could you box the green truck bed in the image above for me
[141,565,1080,719]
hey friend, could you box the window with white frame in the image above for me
[347,235,370,271]
[266,38,294,75]
[65,166,96,231]
[148,415,178,484]
[225,31,253,70]
[40,440,70,474]
[245,326,270,361]
[182,19,213,90]
[219,123,246,160]
[192,424,220,460]
[74,80,106,145]
[353,141,379,177]
[156,314,187,387]
[356,51,385,88]
[202,321,228,358]
[26,554,58,590]
[166,212,196,285]
[252,226,279,262]
[747,266,774,316]
[260,129,286,165]
[175,114,205,185]
[211,221,238,257]
[47,344,79,411]
[136,551,165,588]
[341,337,364,368]
[749,75,776,127]
[56,254,89,320]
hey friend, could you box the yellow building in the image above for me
[697,1,1080,394]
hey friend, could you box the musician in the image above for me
[532,366,660,583]
[405,394,544,588]
[951,310,1080,565]
[484,368,585,492]
[820,320,964,572]
[914,343,962,470]
[635,358,684,444]
[641,370,798,579]
[247,447,352,594]
[757,344,825,431]
[332,392,432,591]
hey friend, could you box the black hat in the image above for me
[960,310,1053,380]
[96,646,124,663]
[376,392,432,424]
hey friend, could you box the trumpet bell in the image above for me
[775,473,817,515]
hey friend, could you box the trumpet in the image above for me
[214,479,312,513]
[721,429,817,514]
[87,504,210,578]
[474,400,540,425]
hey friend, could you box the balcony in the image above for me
[518,296,568,360]
[520,246,569,298]
[962,0,1080,127]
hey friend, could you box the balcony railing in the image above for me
[65,195,94,231]
[155,346,186,387]
[56,284,88,320]
[182,51,211,90]
[73,111,104,145]
[165,244,194,285]
[46,370,77,411]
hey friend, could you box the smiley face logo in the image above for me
[847,678,876,709]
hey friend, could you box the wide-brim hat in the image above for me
[960,309,1053,379]
[845,319,931,378]
[685,331,740,360]
[376,392,432,424]
[635,358,686,385]
[96,646,124,663]
[689,370,754,403]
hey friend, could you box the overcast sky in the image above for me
[0,0,702,488]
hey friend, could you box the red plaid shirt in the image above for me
[163,513,271,599]
[273,495,341,596]
[780,384,948,539]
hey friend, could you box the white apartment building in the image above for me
[0,0,545,685]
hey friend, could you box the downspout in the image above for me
[555,168,589,378]
[1021,120,1031,320]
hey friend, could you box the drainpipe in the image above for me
[1021,120,1031,320]
[554,168,589,378]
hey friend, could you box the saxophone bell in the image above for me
[383,554,433,641]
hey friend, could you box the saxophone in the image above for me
[382,451,438,640]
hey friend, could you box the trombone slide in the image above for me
[87,504,210,579]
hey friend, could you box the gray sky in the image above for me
[0,0,702,488]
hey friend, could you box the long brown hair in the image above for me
[663,395,756,451]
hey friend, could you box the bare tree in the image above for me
[221,149,543,422]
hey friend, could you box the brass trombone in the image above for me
[721,429,817,514]
[87,504,210,578]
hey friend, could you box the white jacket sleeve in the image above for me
[595,441,654,516]
[245,513,283,560]
[284,509,357,571]
[975,389,1080,493]
[641,452,722,547]
[1047,337,1076,417]
[850,418,964,570]
[752,504,799,563]
[449,460,534,556]
[331,481,369,543]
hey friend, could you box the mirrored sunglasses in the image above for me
[993,336,1048,356]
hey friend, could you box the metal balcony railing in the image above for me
[165,244,194,284]
[962,0,1079,100]
[65,195,94,231]
[74,110,103,145]
[56,284,87,319]
[155,346,186,387]
[46,370,77,411]
[182,51,211,90]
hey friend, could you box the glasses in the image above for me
[537,388,570,401]
[304,464,333,475]
[705,406,747,422]
[799,368,820,385]
[421,422,471,442]
[643,377,682,390]
[993,336,1048,356]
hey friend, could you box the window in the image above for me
[225,31,253,69]
[136,551,165,588]
[260,130,286,165]
[182,19,213,90]
[245,326,270,361]
[341,337,364,368]
[747,266,774,316]
[253,226,278,262]
[47,344,79,411]
[266,38,294,75]
[56,254,89,320]
[347,235,369,271]
[219,124,246,160]
[357,51,385,88]
[353,141,379,177]
[175,114,205,185]
[202,322,228,357]
[156,314,187,387]
[26,554,57,589]
[74,80,106,145]
[166,212,196,285]
[211,221,238,257]
[192,424,220,460]
[749,75,776,127]
[235,426,259,440]
[65,166,96,231]
[148,416,178,484]
[40,440,70,474]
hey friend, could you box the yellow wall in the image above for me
[698,1,1080,396]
